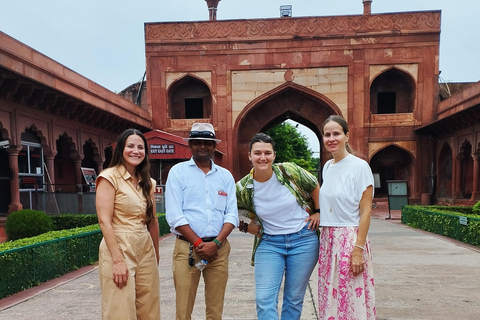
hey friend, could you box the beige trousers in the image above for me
[99,227,160,320]
[172,238,230,320]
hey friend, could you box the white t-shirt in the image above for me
[253,173,308,235]
[320,154,374,227]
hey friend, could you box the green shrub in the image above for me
[6,210,54,241]
[473,201,480,216]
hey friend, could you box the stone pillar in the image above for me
[454,156,463,198]
[44,152,56,193]
[7,145,23,214]
[96,159,104,178]
[74,157,84,213]
[74,157,83,193]
[471,153,480,200]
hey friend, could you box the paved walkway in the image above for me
[1,203,480,319]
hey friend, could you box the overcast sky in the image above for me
[1,0,478,152]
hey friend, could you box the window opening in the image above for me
[19,142,44,190]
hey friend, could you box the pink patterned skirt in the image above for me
[318,226,376,320]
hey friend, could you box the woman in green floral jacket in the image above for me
[236,133,320,320]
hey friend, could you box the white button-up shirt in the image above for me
[165,158,239,237]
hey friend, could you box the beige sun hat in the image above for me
[183,123,221,143]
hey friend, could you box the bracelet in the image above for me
[193,238,202,248]
[354,244,365,250]
[314,208,320,213]
[213,238,221,246]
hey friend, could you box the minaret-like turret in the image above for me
[205,0,221,21]
[363,0,372,15]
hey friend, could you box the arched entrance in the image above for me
[81,139,102,192]
[233,83,341,180]
[370,145,414,198]
[0,144,10,214]
[168,75,212,119]
[370,67,416,114]
[19,128,45,210]
[54,133,79,193]
[459,141,473,199]
[437,142,453,198]
[0,123,10,215]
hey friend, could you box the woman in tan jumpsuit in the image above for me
[96,129,160,320]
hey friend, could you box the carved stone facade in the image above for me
[0,31,151,214]
[145,11,441,201]
[1,7,479,215]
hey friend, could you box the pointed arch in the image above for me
[23,124,49,150]
[54,133,80,193]
[370,67,416,114]
[167,75,213,119]
[0,121,11,214]
[369,145,414,198]
[369,142,415,162]
[0,120,10,141]
[82,138,102,166]
[233,82,340,179]
[458,140,473,198]
[437,142,453,198]
[370,66,417,85]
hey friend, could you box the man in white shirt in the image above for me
[165,123,239,320]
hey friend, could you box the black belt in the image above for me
[177,235,216,243]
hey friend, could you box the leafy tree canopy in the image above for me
[265,122,319,175]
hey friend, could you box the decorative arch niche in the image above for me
[234,83,339,179]
[370,145,414,198]
[459,140,473,199]
[54,133,79,193]
[370,68,416,114]
[0,122,11,214]
[167,75,212,119]
[437,142,453,198]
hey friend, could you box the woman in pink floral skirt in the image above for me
[318,115,376,320]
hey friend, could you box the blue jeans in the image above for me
[254,224,319,320]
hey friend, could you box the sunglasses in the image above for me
[189,131,215,139]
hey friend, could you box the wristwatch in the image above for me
[213,238,223,249]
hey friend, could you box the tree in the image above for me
[266,122,319,175]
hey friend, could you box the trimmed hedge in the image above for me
[427,205,473,215]
[401,205,480,247]
[0,225,102,299]
[0,214,170,299]
[51,214,99,230]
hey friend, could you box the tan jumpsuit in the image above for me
[97,166,160,320]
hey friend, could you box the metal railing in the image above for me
[25,184,165,214]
